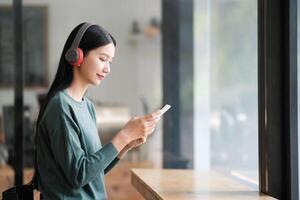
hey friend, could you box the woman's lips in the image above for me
[97,74,105,80]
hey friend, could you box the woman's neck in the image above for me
[66,79,89,102]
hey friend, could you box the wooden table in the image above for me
[131,169,277,200]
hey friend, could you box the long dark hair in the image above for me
[37,23,116,127]
[31,23,116,187]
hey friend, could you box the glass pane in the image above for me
[0,0,19,194]
[194,0,258,187]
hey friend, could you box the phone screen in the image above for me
[158,104,171,117]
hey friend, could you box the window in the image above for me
[0,6,48,87]
[194,0,258,187]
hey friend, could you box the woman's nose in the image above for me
[103,62,110,73]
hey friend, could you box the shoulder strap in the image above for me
[28,130,39,190]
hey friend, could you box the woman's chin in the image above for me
[93,80,102,86]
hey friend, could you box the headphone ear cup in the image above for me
[75,48,84,66]
[65,48,84,66]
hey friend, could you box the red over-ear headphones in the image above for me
[65,23,94,66]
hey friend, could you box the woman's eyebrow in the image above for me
[99,52,114,59]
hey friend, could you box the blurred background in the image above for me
[0,0,261,199]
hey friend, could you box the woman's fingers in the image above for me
[143,111,162,121]
[145,125,156,135]
[129,137,147,149]
[141,137,147,144]
[143,117,158,135]
[143,120,158,127]
[143,121,156,129]
[122,115,158,142]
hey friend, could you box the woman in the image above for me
[36,22,160,199]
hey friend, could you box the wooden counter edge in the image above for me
[130,169,163,200]
[130,169,277,200]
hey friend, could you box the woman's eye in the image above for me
[99,57,112,64]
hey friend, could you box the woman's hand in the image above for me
[121,116,156,139]
[117,137,146,159]
[127,137,147,149]
[111,111,161,152]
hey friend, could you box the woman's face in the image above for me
[78,42,115,86]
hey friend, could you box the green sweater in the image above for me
[37,89,119,200]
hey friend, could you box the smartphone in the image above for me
[157,104,171,117]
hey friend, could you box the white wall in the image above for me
[0,0,162,166]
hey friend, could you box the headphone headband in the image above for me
[65,22,113,66]
[71,23,95,49]
[65,22,94,66]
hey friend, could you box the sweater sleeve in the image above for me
[46,108,118,188]
[104,157,120,174]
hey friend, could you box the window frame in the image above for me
[258,0,298,199]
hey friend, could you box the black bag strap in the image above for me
[28,129,39,190]
[2,185,34,200]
